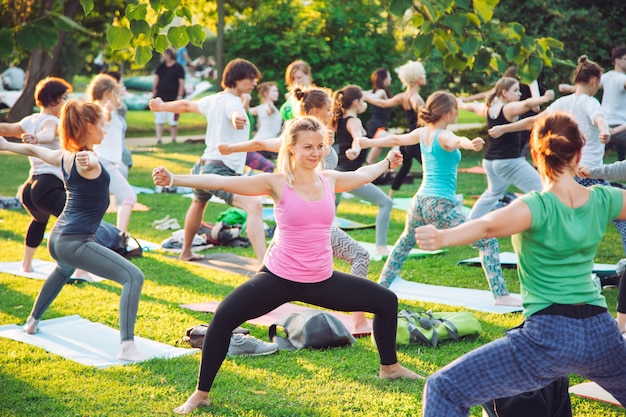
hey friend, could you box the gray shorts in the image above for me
[191,160,238,205]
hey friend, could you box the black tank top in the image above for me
[336,116,367,172]
[366,104,392,137]
[485,108,522,160]
[53,155,110,235]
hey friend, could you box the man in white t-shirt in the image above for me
[149,59,266,262]
[601,46,626,160]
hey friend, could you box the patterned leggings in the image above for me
[576,177,626,255]
[423,311,626,416]
[379,195,510,299]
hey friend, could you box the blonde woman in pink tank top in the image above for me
[153,116,421,415]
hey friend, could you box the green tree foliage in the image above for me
[389,0,563,87]
[493,0,626,89]
[0,0,126,122]
[224,0,401,98]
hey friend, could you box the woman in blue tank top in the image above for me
[0,100,145,362]
[357,91,520,306]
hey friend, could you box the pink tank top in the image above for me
[265,174,335,282]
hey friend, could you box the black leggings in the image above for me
[20,174,66,248]
[196,267,399,392]
[391,144,422,191]
[617,268,626,315]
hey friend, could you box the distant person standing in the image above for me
[152,47,185,144]
[601,46,626,160]
[176,45,192,74]
[2,65,25,91]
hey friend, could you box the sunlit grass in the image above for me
[0,140,624,416]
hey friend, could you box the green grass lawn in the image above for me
[0,143,624,416]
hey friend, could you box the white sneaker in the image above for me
[227,333,279,357]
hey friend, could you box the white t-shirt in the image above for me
[197,92,249,174]
[20,114,62,178]
[547,94,605,168]
[253,103,282,140]
[94,111,124,165]
[601,71,626,125]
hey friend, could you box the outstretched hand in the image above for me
[543,90,555,102]
[577,165,591,178]
[217,144,232,155]
[385,149,403,170]
[488,125,505,139]
[345,144,361,161]
[149,97,164,112]
[325,128,335,146]
[415,224,443,251]
[153,166,173,187]
[75,150,95,169]
[358,137,372,149]
[21,133,38,144]
[470,138,485,152]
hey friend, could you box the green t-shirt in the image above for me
[512,185,623,317]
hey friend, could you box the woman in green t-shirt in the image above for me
[415,111,626,417]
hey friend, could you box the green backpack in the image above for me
[395,309,482,347]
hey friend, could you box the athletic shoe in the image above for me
[227,333,279,357]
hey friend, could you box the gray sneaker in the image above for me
[227,333,279,357]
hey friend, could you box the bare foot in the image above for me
[379,363,424,380]
[352,312,372,335]
[374,246,390,256]
[179,252,204,262]
[23,316,39,334]
[493,295,522,307]
[20,264,33,273]
[116,340,147,362]
[174,390,211,415]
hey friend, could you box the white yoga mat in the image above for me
[458,252,616,277]
[355,241,446,262]
[0,315,197,368]
[569,381,621,407]
[0,259,105,282]
[389,276,523,314]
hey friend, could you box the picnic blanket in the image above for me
[180,301,372,337]
[458,252,617,277]
[389,276,523,314]
[0,315,196,368]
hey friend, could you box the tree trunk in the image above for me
[216,0,224,92]
[7,0,80,123]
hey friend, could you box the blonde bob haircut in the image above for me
[397,60,425,87]
[276,116,326,187]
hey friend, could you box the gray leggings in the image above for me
[30,233,144,342]
[338,183,392,247]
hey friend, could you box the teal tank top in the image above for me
[417,129,461,201]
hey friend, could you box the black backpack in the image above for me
[95,221,143,258]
